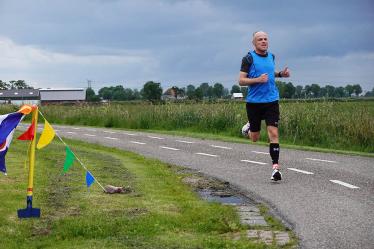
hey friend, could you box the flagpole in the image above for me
[18,105,40,218]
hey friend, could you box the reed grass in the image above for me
[1,99,373,153]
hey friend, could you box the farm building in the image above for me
[0,89,40,105]
[39,88,85,104]
[232,92,243,100]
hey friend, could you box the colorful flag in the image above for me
[37,120,55,149]
[0,130,15,174]
[85,171,95,187]
[17,121,35,140]
[0,108,31,174]
[63,146,75,172]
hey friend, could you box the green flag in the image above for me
[63,146,75,172]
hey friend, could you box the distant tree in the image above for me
[132,89,141,100]
[112,85,126,100]
[123,88,134,100]
[98,87,113,100]
[212,83,224,98]
[345,84,354,97]
[142,81,162,102]
[294,85,303,98]
[207,86,214,99]
[325,85,335,98]
[310,84,321,98]
[352,84,362,97]
[194,87,204,100]
[231,84,241,94]
[240,87,248,97]
[364,87,374,97]
[199,82,210,97]
[222,88,230,98]
[284,82,296,98]
[334,86,346,98]
[0,80,9,90]
[86,87,100,102]
[186,84,196,99]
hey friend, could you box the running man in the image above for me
[238,31,290,181]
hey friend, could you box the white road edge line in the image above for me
[330,180,359,189]
[130,141,146,145]
[84,134,96,137]
[176,140,195,144]
[104,137,118,140]
[306,158,337,163]
[195,152,218,157]
[251,151,270,155]
[148,136,164,140]
[160,146,180,151]
[287,168,314,175]
[240,160,267,165]
[210,145,232,150]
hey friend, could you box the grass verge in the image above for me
[1,137,289,249]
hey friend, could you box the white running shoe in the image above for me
[241,122,251,138]
[271,164,282,181]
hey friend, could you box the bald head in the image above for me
[252,31,268,54]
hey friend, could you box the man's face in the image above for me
[253,32,268,53]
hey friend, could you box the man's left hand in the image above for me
[281,67,290,77]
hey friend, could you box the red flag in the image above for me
[17,121,35,141]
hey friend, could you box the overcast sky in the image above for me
[0,0,373,92]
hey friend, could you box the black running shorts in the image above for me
[246,101,279,132]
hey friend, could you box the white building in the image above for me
[39,88,85,104]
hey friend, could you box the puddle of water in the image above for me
[198,190,245,205]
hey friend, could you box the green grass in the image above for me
[1,137,286,249]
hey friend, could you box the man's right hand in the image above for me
[257,73,268,83]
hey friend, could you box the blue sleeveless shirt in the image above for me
[245,51,279,103]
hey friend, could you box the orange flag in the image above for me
[17,121,35,141]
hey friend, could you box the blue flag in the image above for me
[0,112,24,174]
[85,171,95,187]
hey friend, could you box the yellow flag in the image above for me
[37,120,55,149]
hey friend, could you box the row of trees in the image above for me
[1,79,372,101]
[87,81,371,102]
[0,80,33,90]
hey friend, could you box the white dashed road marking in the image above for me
[210,145,232,150]
[104,131,116,134]
[123,133,137,136]
[84,134,96,137]
[251,151,270,155]
[130,141,146,145]
[195,153,218,157]
[72,127,80,130]
[287,168,314,175]
[148,136,164,140]
[330,180,359,189]
[104,137,118,140]
[160,146,180,151]
[306,158,337,163]
[176,140,195,144]
[240,160,267,165]
[67,131,76,134]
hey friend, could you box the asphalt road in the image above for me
[27,124,374,249]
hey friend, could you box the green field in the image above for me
[1,137,297,249]
[1,99,373,153]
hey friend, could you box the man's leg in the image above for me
[267,126,281,181]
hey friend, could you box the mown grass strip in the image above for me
[1,136,283,249]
